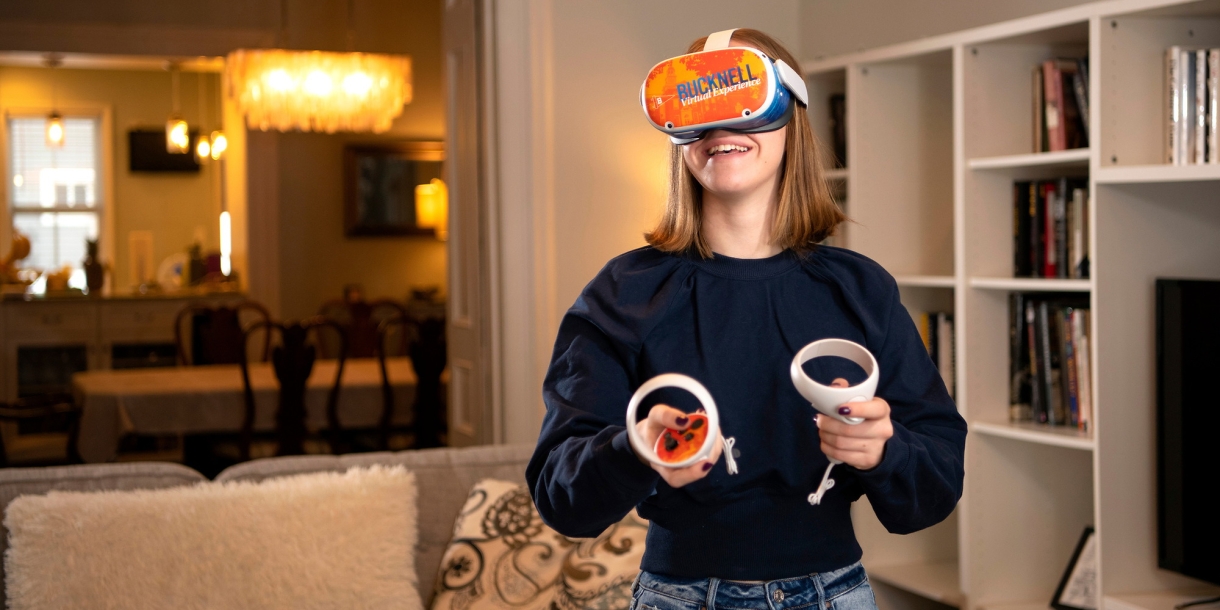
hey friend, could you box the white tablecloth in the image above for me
[72,358,417,463]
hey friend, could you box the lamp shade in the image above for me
[226,49,412,134]
[415,178,448,240]
[45,112,65,148]
[166,116,189,154]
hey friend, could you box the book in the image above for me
[1168,46,1183,164]
[1183,48,1198,164]
[1073,309,1092,431]
[1073,57,1090,142]
[1044,59,1067,151]
[1057,59,1087,149]
[1060,307,1080,427]
[1042,181,1058,278]
[1014,182,1034,278]
[1196,49,1209,165]
[1031,180,1044,276]
[1027,300,1044,423]
[1210,49,1219,164]
[1069,186,1089,279]
[829,93,847,169]
[937,313,955,400]
[1054,177,1069,279]
[1010,293,1033,422]
[1035,65,1046,153]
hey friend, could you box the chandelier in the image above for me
[225,49,411,134]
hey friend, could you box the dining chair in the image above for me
[0,394,81,467]
[376,313,447,451]
[316,297,409,359]
[174,300,272,366]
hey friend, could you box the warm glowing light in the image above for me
[166,116,190,153]
[226,49,412,133]
[12,174,23,187]
[195,136,211,162]
[209,131,228,160]
[45,113,65,148]
[219,211,232,277]
[415,178,448,241]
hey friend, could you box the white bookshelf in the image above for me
[803,1,1220,610]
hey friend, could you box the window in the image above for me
[6,115,102,288]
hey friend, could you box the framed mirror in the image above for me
[343,141,444,237]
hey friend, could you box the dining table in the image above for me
[71,357,418,463]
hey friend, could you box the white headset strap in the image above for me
[703,29,737,51]
[701,29,808,106]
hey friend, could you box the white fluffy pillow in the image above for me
[431,479,646,610]
[4,466,420,610]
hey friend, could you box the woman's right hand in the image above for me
[633,404,722,487]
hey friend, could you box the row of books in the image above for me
[1165,46,1219,165]
[1009,293,1092,430]
[1013,178,1090,279]
[1034,57,1089,153]
[915,312,955,400]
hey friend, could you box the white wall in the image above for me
[798,0,1096,59]
[495,0,800,444]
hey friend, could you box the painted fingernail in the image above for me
[838,406,852,416]
[675,416,689,426]
[702,462,713,472]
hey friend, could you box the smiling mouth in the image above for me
[707,144,750,156]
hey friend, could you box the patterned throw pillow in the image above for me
[431,479,647,610]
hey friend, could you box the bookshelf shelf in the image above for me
[1104,589,1220,610]
[968,148,1091,170]
[968,277,1092,292]
[1095,164,1220,184]
[895,275,956,288]
[972,421,1095,451]
[824,168,849,180]
[868,561,965,607]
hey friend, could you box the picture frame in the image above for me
[1051,526,1098,610]
[343,141,445,237]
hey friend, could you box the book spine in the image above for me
[1028,300,1043,423]
[1032,181,1045,277]
[1044,60,1066,151]
[1034,65,1045,153]
[1014,182,1033,277]
[1010,293,1032,422]
[1168,46,1182,164]
[1071,186,1086,280]
[1075,309,1092,431]
[1044,301,1065,425]
[1074,57,1090,143]
[1211,49,1219,164]
[917,312,931,353]
[1037,301,1056,424]
[1055,177,1068,279]
[937,313,954,400]
[1197,49,1208,164]
[1043,181,1057,278]
[1183,49,1197,164]
[1062,307,1080,427]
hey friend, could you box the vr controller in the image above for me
[625,339,878,499]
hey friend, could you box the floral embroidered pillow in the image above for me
[431,479,647,610]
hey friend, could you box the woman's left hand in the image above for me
[815,378,894,470]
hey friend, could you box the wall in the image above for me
[798,0,1097,59]
[546,0,801,320]
[0,66,223,290]
[275,0,446,320]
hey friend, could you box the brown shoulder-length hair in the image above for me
[644,28,847,258]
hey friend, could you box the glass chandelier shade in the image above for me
[225,49,412,134]
[45,112,65,148]
[166,115,189,154]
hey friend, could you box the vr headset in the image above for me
[640,28,809,144]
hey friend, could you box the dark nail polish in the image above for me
[702,462,713,472]
[675,416,689,426]
[838,406,852,416]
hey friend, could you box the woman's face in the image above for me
[681,126,787,202]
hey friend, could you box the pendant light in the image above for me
[166,62,189,154]
[44,55,65,148]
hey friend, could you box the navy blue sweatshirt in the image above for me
[526,246,966,580]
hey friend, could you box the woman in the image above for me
[526,28,966,610]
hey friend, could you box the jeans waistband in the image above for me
[634,561,869,610]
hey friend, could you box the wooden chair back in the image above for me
[175,300,272,366]
[376,313,447,450]
[316,298,409,359]
[237,318,347,459]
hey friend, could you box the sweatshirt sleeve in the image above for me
[849,277,967,535]
[526,250,687,539]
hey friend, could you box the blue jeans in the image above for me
[630,562,877,610]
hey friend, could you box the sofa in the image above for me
[0,443,536,608]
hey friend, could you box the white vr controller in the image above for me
[624,338,879,501]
